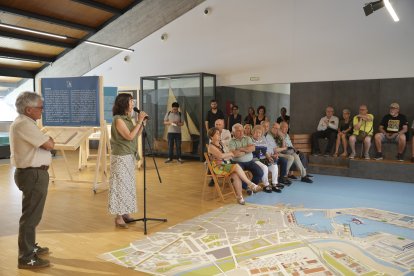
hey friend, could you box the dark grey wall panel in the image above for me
[291,78,414,135]
[216,86,290,123]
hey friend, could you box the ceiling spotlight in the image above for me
[363,0,399,22]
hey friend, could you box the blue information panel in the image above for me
[41,76,100,126]
[104,87,118,123]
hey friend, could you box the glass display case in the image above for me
[140,73,216,160]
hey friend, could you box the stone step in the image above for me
[349,159,414,183]
[309,155,349,167]
[308,163,349,177]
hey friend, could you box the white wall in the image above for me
[85,0,414,87]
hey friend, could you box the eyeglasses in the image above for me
[33,106,44,110]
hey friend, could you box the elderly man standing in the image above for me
[311,106,339,156]
[229,123,264,193]
[374,103,408,161]
[10,92,55,269]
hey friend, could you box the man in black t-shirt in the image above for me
[205,99,225,134]
[374,102,408,161]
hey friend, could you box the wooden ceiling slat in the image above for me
[0,13,88,39]
[0,4,96,32]
[0,0,114,29]
[0,30,75,49]
[0,37,65,56]
[0,51,55,63]
[0,76,22,83]
[0,58,44,70]
[0,0,143,77]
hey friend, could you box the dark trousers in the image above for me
[236,160,264,189]
[275,156,288,177]
[312,129,337,154]
[15,168,49,261]
[167,132,182,159]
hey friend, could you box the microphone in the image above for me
[133,107,149,120]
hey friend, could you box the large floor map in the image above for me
[99,204,414,275]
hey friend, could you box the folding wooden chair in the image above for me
[203,152,236,202]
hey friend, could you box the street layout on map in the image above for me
[99,204,414,276]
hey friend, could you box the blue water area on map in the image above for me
[334,215,414,240]
[294,211,333,233]
[295,211,414,240]
[246,174,414,215]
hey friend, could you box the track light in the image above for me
[84,41,134,52]
[0,23,68,39]
[363,0,399,22]
[383,0,399,22]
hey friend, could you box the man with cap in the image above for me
[374,102,408,161]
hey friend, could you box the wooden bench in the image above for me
[291,134,311,154]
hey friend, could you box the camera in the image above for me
[161,33,168,41]
[203,7,211,15]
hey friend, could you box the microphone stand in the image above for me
[129,122,167,235]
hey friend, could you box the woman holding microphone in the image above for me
[108,93,148,228]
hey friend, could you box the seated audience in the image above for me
[215,119,231,152]
[276,107,290,124]
[229,123,264,193]
[244,107,256,126]
[374,103,408,161]
[243,124,253,137]
[254,105,269,126]
[349,105,374,159]
[311,106,339,156]
[278,122,313,183]
[251,125,282,193]
[207,128,260,205]
[333,109,352,157]
[263,121,292,186]
[227,105,242,132]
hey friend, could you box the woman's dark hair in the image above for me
[257,105,266,114]
[207,127,220,139]
[112,93,132,116]
[172,102,179,108]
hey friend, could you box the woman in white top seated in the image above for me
[251,125,282,193]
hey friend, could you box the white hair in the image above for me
[232,123,243,133]
[15,91,43,114]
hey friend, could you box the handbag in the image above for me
[357,120,372,141]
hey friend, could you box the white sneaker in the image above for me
[178,158,183,163]
[364,154,370,160]
[349,153,355,159]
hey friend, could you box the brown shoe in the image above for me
[18,255,50,269]
[115,218,128,229]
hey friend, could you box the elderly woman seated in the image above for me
[207,127,261,205]
[251,125,282,193]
